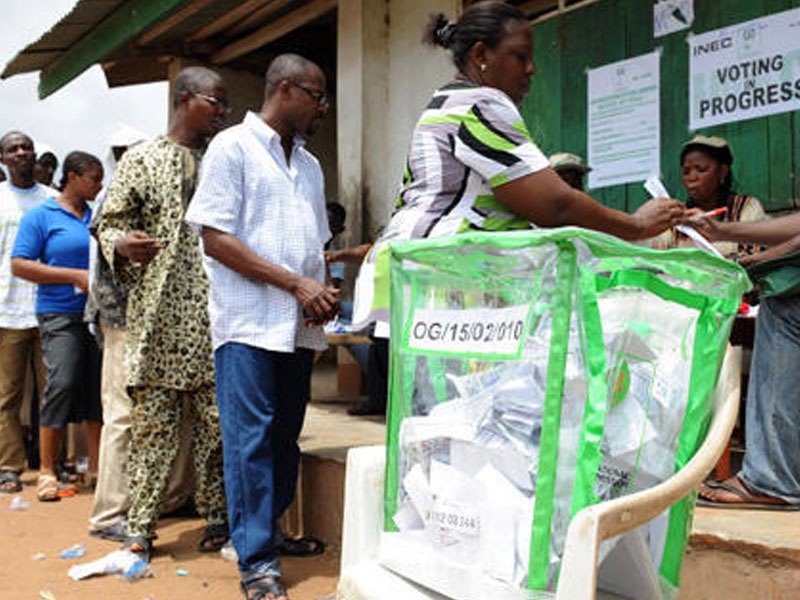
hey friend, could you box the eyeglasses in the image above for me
[193,93,232,114]
[290,82,330,109]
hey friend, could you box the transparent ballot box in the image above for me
[378,228,749,599]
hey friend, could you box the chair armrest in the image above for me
[556,345,741,600]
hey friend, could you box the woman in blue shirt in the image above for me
[12,151,103,502]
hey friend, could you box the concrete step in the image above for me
[680,508,800,599]
[280,402,384,551]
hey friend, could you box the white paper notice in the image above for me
[406,305,529,356]
[689,7,800,129]
[588,51,661,189]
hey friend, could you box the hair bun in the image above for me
[434,16,456,48]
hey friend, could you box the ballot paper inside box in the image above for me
[378,228,750,600]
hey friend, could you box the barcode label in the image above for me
[429,499,480,537]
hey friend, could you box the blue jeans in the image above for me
[740,296,800,503]
[214,343,313,582]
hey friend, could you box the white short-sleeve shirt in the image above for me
[186,112,331,352]
[0,181,58,329]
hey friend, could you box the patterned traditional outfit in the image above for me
[96,135,226,539]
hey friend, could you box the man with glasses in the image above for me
[96,66,229,560]
[186,54,337,600]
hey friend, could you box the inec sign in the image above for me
[689,7,800,129]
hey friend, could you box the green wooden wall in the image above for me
[520,0,800,213]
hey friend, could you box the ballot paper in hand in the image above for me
[644,176,670,199]
[674,224,724,257]
[644,176,723,258]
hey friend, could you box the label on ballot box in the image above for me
[430,498,481,538]
[406,305,530,358]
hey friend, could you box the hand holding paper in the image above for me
[643,177,724,257]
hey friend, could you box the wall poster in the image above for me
[587,50,661,190]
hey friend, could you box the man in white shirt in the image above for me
[0,131,56,493]
[186,54,338,600]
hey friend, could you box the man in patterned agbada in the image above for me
[95,66,230,560]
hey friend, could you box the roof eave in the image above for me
[1,0,190,99]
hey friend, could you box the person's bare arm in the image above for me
[692,211,800,247]
[201,226,339,322]
[11,258,89,291]
[325,244,372,265]
[494,168,685,240]
[738,232,800,267]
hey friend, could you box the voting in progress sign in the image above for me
[689,7,800,129]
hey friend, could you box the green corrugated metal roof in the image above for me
[2,0,336,99]
[3,0,195,98]
[2,1,127,78]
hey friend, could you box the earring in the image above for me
[480,63,487,72]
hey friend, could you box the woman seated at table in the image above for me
[651,135,767,257]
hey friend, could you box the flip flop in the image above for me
[0,471,22,494]
[122,535,152,562]
[197,523,229,553]
[240,576,288,600]
[698,476,800,511]
[36,474,60,502]
[278,535,325,557]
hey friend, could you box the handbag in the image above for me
[746,249,800,298]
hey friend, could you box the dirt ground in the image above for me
[0,471,339,600]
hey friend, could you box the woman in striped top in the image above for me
[350,1,685,333]
[379,1,685,246]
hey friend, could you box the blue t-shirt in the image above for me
[11,197,92,314]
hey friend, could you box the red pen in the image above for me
[700,207,728,218]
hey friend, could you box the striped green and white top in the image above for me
[352,82,548,331]
[386,81,548,241]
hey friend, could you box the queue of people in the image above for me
[0,56,335,599]
[0,1,797,599]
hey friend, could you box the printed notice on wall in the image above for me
[587,51,661,189]
[689,7,800,129]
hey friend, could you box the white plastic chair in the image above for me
[337,346,740,600]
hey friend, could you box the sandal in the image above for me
[698,476,800,511]
[83,471,98,490]
[278,535,325,557]
[0,471,22,494]
[56,464,81,484]
[198,522,229,553]
[240,576,288,600]
[36,474,60,502]
[122,535,152,562]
